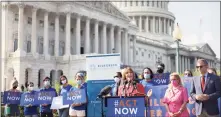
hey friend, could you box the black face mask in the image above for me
[13,86,18,89]
[157,69,164,74]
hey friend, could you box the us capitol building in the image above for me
[0,1,220,90]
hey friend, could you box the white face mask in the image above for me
[29,86,34,91]
[44,81,50,86]
[144,74,151,79]
[61,80,67,84]
[114,78,120,83]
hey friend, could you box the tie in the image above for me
[201,75,205,91]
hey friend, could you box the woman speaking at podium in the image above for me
[117,67,152,97]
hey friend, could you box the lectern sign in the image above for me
[106,97,145,117]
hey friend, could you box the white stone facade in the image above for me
[0,1,219,91]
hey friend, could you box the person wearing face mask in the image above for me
[183,69,193,77]
[59,75,72,117]
[69,73,87,117]
[110,72,122,96]
[163,73,189,117]
[23,82,39,117]
[5,78,20,117]
[140,67,154,87]
[40,77,57,117]
[156,63,165,74]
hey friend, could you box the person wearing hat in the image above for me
[23,82,39,117]
[59,75,72,117]
[69,72,87,117]
[40,77,57,117]
[156,63,165,74]
[5,78,20,117]
[111,72,122,96]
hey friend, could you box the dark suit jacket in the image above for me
[190,73,220,116]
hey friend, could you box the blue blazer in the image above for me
[190,73,220,116]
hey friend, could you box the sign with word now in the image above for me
[35,91,56,104]
[63,88,87,105]
[106,96,146,117]
[3,91,21,104]
[152,73,170,85]
[20,91,36,106]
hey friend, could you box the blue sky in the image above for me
[168,2,220,58]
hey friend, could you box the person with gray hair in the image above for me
[190,59,220,117]
[5,78,20,117]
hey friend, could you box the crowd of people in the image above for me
[3,59,220,117]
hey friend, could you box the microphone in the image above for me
[132,80,137,89]
[97,85,112,99]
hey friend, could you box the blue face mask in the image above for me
[144,74,151,79]
[77,80,82,85]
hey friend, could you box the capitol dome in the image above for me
[112,1,176,43]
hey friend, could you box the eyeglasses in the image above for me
[184,73,191,76]
[196,65,206,69]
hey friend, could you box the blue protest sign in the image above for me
[63,89,86,105]
[3,91,21,104]
[106,97,145,117]
[35,91,56,104]
[145,78,196,117]
[152,73,170,85]
[20,92,36,106]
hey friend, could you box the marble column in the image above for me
[65,13,71,55]
[85,17,90,54]
[94,20,99,53]
[164,18,166,34]
[43,11,49,56]
[1,3,8,91]
[187,57,190,69]
[110,25,115,53]
[17,4,25,51]
[152,16,155,33]
[116,27,121,54]
[124,29,128,64]
[158,17,161,34]
[76,14,81,54]
[145,16,149,33]
[31,7,37,56]
[139,16,142,31]
[133,36,136,62]
[55,13,59,56]
[167,56,171,72]
[167,19,170,34]
[102,22,107,54]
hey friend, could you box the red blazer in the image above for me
[118,83,145,97]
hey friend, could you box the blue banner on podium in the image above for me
[106,97,145,117]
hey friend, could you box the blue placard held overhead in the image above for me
[152,73,170,85]
[35,91,56,104]
[3,91,21,104]
[106,97,146,117]
[63,88,87,105]
[20,92,36,106]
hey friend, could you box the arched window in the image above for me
[49,40,55,56]
[14,39,18,52]
[27,41,31,53]
[13,32,18,52]
[59,41,65,56]
[38,36,43,54]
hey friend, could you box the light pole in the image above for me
[173,23,182,73]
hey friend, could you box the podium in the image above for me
[104,96,146,117]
